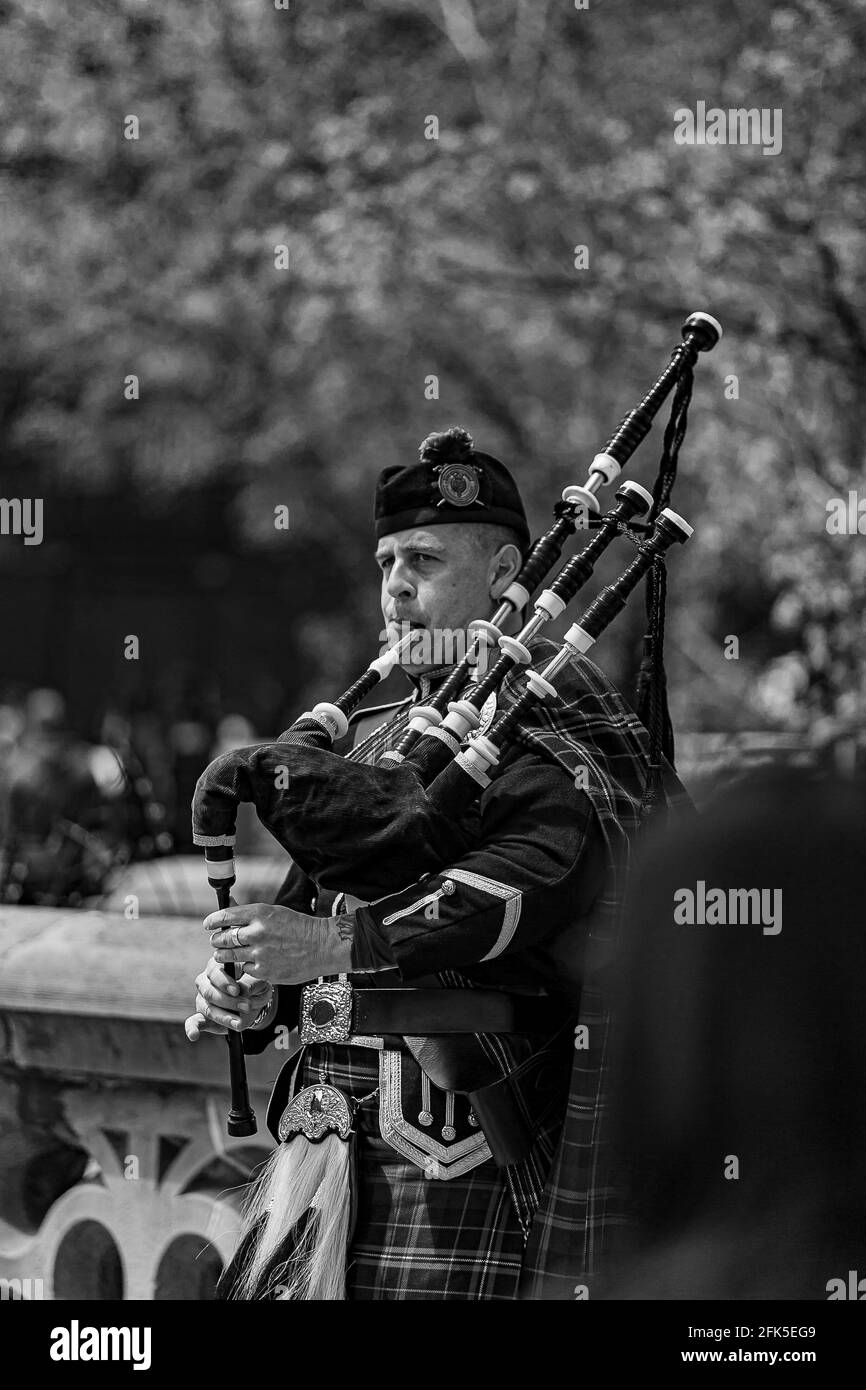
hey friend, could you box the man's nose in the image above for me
[385,559,415,599]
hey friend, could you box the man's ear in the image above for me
[489,543,523,600]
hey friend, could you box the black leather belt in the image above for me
[298,978,560,1045]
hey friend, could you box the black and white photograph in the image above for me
[0,0,863,1362]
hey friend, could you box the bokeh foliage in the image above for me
[1,0,863,735]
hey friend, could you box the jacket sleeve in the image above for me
[351,746,607,980]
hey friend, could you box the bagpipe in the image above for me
[191,311,721,1139]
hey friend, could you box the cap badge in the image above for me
[435,462,482,508]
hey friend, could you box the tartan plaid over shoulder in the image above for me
[499,637,693,1299]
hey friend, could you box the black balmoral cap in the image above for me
[374,427,530,550]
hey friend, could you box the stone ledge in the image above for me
[0,906,293,1300]
[0,907,229,1021]
[0,907,290,1088]
[0,1012,286,1089]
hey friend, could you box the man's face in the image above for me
[376,524,509,672]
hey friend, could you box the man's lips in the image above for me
[386,619,428,654]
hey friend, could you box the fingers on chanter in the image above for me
[196,993,243,1031]
[239,972,271,994]
[205,959,240,995]
[202,897,250,933]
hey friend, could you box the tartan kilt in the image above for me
[296,1042,528,1301]
[216,1032,570,1301]
[218,1041,529,1300]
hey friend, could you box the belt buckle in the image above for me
[299,976,354,1045]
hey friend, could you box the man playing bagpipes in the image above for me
[185,316,719,1299]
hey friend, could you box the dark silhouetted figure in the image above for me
[601,766,866,1300]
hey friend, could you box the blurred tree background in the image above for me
[0,0,863,753]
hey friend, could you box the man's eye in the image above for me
[378,552,438,570]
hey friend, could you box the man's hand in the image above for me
[185,958,274,1042]
[203,902,355,986]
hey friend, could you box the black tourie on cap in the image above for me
[374,427,530,550]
